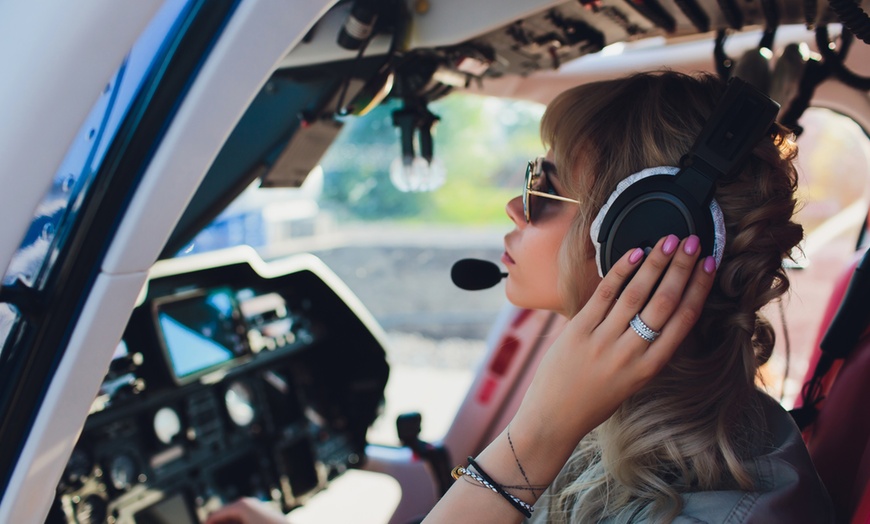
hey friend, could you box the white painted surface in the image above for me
[0,0,161,282]
[289,470,402,524]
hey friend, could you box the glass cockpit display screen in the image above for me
[155,287,248,381]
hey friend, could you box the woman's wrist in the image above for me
[470,415,589,507]
[498,411,589,487]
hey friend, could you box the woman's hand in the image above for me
[424,235,715,523]
[205,498,288,524]
[514,234,715,453]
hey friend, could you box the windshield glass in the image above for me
[181,94,544,444]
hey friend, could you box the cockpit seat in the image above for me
[793,248,870,524]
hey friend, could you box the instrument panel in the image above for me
[47,250,389,524]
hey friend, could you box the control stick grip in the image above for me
[396,412,453,496]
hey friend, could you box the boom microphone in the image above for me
[451,259,507,290]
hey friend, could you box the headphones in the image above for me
[591,77,780,277]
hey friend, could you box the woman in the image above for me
[428,70,833,523]
[208,72,832,523]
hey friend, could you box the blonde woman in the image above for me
[209,72,832,523]
[431,71,832,523]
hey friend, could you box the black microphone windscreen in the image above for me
[451,259,505,290]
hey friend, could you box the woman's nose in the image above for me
[506,195,525,226]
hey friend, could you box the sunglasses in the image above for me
[523,156,580,223]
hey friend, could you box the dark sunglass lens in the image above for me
[523,162,533,222]
[530,167,549,223]
[538,163,557,192]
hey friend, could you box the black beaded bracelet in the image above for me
[451,465,535,518]
[466,456,534,518]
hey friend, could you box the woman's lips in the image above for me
[501,251,515,265]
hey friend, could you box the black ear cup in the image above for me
[596,175,715,275]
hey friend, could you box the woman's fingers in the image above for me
[576,235,698,335]
[594,234,696,339]
[205,498,289,524]
[573,245,646,332]
[639,255,715,370]
[613,235,702,333]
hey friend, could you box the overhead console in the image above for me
[47,248,389,524]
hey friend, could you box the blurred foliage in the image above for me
[319,93,544,223]
[320,140,424,220]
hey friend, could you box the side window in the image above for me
[766,107,870,405]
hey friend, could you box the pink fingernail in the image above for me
[703,256,717,274]
[629,248,645,264]
[684,235,700,255]
[662,235,679,255]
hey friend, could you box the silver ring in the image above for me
[630,314,660,343]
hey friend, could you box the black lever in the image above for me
[396,412,453,496]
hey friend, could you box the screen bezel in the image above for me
[152,287,251,386]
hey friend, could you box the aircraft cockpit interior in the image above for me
[1,0,870,523]
[48,250,389,523]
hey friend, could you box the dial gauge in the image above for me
[108,453,137,491]
[153,406,182,445]
[225,381,256,427]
